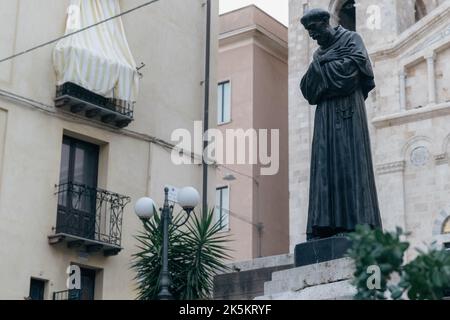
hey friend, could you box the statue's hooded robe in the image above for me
[301,26,382,239]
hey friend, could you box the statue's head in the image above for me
[300,8,334,47]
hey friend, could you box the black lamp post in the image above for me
[134,186,200,300]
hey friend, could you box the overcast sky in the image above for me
[219,0,289,26]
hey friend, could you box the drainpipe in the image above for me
[202,0,211,218]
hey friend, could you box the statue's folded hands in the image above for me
[318,47,352,65]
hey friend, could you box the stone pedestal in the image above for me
[255,258,356,300]
[213,254,294,300]
[214,238,357,300]
[294,236,352,267]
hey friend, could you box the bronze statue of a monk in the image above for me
[300,9,382,240]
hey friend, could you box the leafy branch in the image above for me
[348,225,450,300]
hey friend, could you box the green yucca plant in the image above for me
[132,209,231,300]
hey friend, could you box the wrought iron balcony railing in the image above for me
[49,183,130,256]
[55,82,134,128]
[53,289,82,300]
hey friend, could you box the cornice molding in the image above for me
[369,2,450,60]
[219,23,288,61]
[435,153,449,166]
[372,102,450,129]
[376,161,406,175]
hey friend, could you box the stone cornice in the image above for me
[0,92,207,163]
[376,161,406,175]
[219,23,288,62]
[399,32,450,69]
[435,153,449,166]
[369,2,450,60]
[372,102,450,129]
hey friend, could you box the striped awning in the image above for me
[53,0,139,103]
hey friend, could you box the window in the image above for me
[29,279,46,300]
[217,81,231,124]
[338,0,356,31]
[443,217,450,235]
[415,0,427,22]
[59,136,99,188]
[57,136,99,239]
[215,187,230,231]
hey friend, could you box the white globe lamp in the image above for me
[134,197,156,220]
[177,187,200,212]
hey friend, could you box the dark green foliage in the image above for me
[132,209,231,300]
[403,249,450,300]
[348,225,450,300]
[347,225,409,300]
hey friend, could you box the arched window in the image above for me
[443,217,450,235]
[338,0,356,31]
[415,0,427,22]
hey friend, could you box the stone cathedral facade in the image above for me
[289,0,450,259]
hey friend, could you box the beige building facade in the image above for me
[217,6,289,262]
[0,0,218,299]
[289,0,450,258]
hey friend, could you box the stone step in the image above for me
[264,258,355,296]
[256,280,356,300]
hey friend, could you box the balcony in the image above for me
[53,289,81,300]
[55,82,134,128]
[48,183,130,256]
